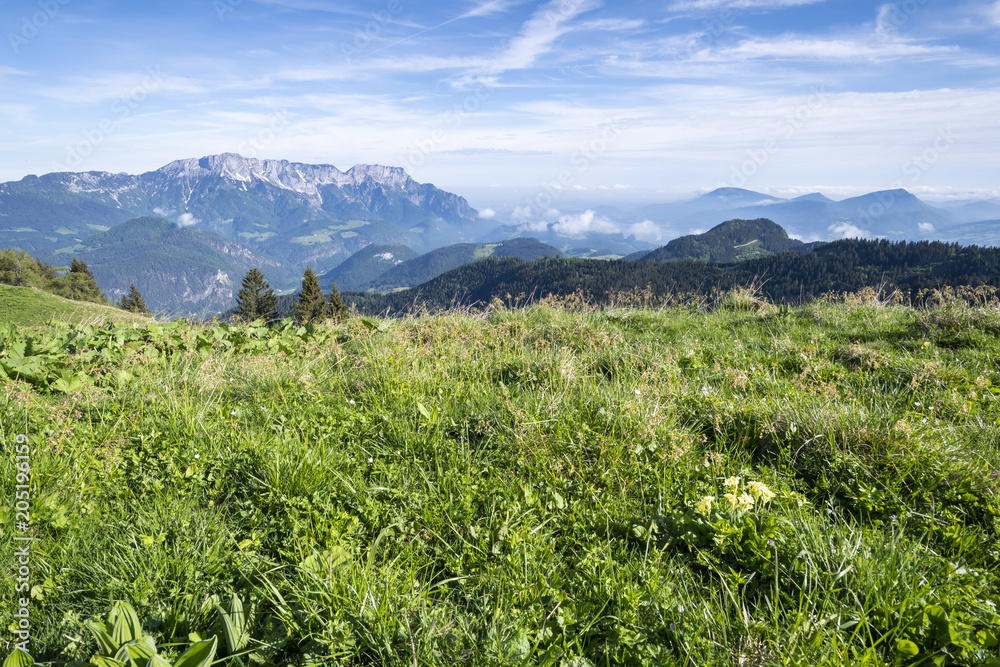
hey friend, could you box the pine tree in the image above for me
[327,279,348,323]
[61,257,107,303]
[236,268,279,323]
[295,266,327,324]
[119,283,148,314]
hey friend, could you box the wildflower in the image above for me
[737,493,755,511]
[367,457,373,463]
[701,385,712,396]
[634,388,641,396]
[723,476,741,493]
[746,481,775,504]
[194,454,200,459]
[349,399,355,405]
[723,492,739,508]
[695,496,715,517]
[230,410,237,416]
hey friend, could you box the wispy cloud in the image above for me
[671,0,827,11]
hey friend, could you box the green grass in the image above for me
[1,298,999,666]
[0,284,153,326]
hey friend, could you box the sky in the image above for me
[1,0,998,205]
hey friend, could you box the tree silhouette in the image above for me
[327,279,348,323]
[295,266,327,323]
[236,268,279,323]
[119,283,148,314]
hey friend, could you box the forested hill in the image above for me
[344,238,1000,314]
[635,218,821,262]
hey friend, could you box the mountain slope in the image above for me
[344,238,1000,315]
[361,238,562,291]
[316,243,420,292]
[0,284,152,326]
[639,218,816,263]
[77,217,288,316]
[0,154,480,275]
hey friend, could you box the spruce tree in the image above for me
[327,279,348,323]
[62,257,107,303]
[236,268,278,323]
[295,266,327,324]
[119,283,148,314]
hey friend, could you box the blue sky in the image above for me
[1,0,998,202]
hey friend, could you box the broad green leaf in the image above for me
[172,637,218,667]
[896,640,919,657]
[86,620,120,655]
[89,657,128,667]
[113,645,138,667]
[1,648,34,667]
[978,628,998,648]
[109,601,143,645]
[215,599,248,653]
[145,656,172,667]
[124,637,158,662]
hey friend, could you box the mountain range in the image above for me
[2,155,999,316]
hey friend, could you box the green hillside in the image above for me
[3,300,1000,665]
[641,218,818,263]
[346,237,1000,315]
[77,216,291,317]
[361,237,561,291]
[0,284,151,326]
[316,243,420,291]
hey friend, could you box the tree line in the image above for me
[235,267,348,325]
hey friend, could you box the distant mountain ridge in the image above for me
[0,153,478,269]
[635,218,821,263]
[360,238,562,292]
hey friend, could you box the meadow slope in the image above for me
[1,295,999,666]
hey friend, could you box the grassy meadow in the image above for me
[2,292,1000,666]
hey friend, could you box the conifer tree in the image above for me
[119,283,148,314]
[295,266,327,324]
[62,257,107,303]
[236,268,279,323]
[327,279,348,323]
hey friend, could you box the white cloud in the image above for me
[518,220,551,233]
[626,219,664,242]
[918,222,935,233]
[828,222,871,238]
[716,38,958,62]
[483,0,601,74]
[478,207,496,219]
[512,205,533,221]
[177,213,199,228]
[671,0,826,10]
[552,210,621,235]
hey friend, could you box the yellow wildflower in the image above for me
[723,493,739,508]
[695,496,715,517]
[737,493,755,511]
[723,476,741,493]
[746,481,775,504]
